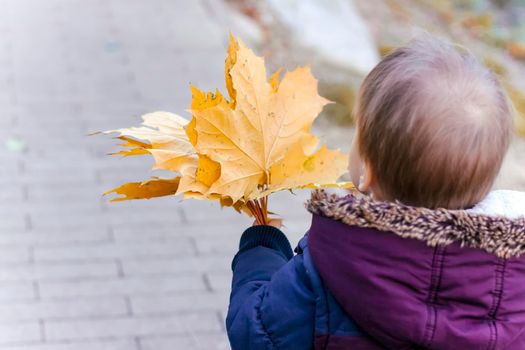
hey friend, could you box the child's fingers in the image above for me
[267,218,283,228]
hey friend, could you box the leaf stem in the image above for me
[247,200,263,225]
[247,196,270,226]
[256,200,267,225]
[259,197,268,225]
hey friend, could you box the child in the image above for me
[226,37,525,349]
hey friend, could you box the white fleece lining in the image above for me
[468,190,525,220]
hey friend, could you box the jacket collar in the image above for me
[306,190,525,258]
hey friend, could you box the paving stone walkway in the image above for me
[0,1,311,349]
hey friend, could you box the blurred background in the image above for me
[0,0,523,349]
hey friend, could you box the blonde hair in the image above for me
[355,37,512,209]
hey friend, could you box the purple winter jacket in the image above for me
[307,190,525,349]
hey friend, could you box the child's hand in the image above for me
[253,218,283,229]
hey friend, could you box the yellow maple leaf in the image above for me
[225,33,238,106]
[105,111,195,172]
[190,37,332,201]
[265,143,352,195]
[112,136,150,157]
[177,155,220,195]
[105,178,181,202]
[176,154,251,214]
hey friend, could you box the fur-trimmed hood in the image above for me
[307,190,525,258]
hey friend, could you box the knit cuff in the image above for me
[232,225,293,270]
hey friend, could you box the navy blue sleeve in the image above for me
[226,226,316,349]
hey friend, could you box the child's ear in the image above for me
[358,162,373,193]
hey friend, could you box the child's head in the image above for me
[349,37,512,209]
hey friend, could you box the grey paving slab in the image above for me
[0,282,36,303]
[0,261,120,282]
[0,231,111,247]
[0,321,40,345]
[140,332,231,350]
[38,275,206,299]
[0,297,128,322]
[33,239,195,262]
[130,292,229,315]
[45,312,222,341]
[205,272,232,292]
[194,234,239,255]
[0,340,138,350]
[121,255,231,276]
[0,248,31,264]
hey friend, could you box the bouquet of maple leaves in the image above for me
[103,35,351,224]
